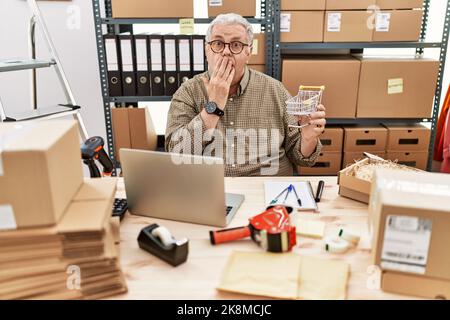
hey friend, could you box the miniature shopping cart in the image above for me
[286,85,325,129]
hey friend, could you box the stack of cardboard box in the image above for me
[299,126,344,175]
[369,169,450,299]
[280,0,423,43]
[0,121,127,299]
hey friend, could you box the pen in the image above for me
[282,184,293,205]
[291,184,302,207]
[315,180,325,202]
[270,185,291,205]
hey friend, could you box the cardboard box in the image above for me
[356,57,439,118]
[0,121,83,229]
[298,152,342,176]
[249,65,265,73]
[342,151,386,168]
[248,33,265,65]
[384,124,431,151]
[281,0,326,10]
[128,107,157,151]
[372,9,423,42]
[338,158,372,203]
[326,0,376,10]
[376,0,423,9]
[381,271,450,300]
[324,11,374,42]
[112,107,157,162]
[282,56,360,118]
[385,151,428,170]
[280,11,325,42]
[208,0,256,18]
[320,127,344,152]
[369,169,450,296]
[111,0,193,18]
[112,108,131,162]
[343,126,388,152]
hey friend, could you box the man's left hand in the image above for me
[297,104,326,157]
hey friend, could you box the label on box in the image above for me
[376,13,391,32]
[209,0,222,6]
[381,215,432,275]
[0,205,17,231]
[252,39,258,55]
[327,13,341,32]
[0,153,3,176]
[280,13,291,33]
[179,18,194,35]
[388,78,404,94]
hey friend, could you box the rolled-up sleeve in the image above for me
[280,86,322,167]
[165,83,215,154]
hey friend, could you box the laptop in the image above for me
[120,149,245,227]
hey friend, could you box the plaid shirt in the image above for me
[165,67,322,176]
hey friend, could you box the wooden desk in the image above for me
[113,176,416,300]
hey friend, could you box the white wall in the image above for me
[1,0,449,141]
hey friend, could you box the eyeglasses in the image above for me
[207,40,250,54]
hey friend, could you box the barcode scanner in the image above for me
[81,136,114,178]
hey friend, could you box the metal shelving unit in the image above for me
[271,0,450,171]
[92,0,274,173]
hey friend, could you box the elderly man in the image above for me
[165,13,326,176]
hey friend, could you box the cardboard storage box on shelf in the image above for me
[249,65,265,73]
[282,56,360,118]
[385,151,428,170]
[326,0,376,10]
[320,127,344,152]
[342,151,386,168]
[0,121,83,229]
[343,126,388,152]
[356,56,440,118]
[298,152,342,176]
[111,0,193,18]
[112,107,157,162]
[280,11,325,42]
[208,0,256,18]
[324,11,373,42]
[369,169,450,299]
[372,9,423,42]
[281,0,326,10]
[384,124,431,151]
[376,0,423,9]
[248,33,265,65]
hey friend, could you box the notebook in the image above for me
[264,181,318,211]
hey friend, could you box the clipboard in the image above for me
[264,181,318,211]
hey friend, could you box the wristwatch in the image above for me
[204,101,224,117]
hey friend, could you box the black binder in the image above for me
[192,35,207,77]
[119,34,137,96]
[134,35,151,96]
[104,34,122,96]
[176,35,192,84]
[163,35,179,96]
[149,34,164,96]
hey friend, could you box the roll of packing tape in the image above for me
[324,235,350,254]
[152,226,176,247]
[338,228,360,246]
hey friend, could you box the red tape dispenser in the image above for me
[209,205,296,253]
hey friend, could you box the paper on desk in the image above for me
[264,181,317,211]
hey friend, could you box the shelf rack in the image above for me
[92,0,274,173]
[271,0,450,171]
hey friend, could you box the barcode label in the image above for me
[209,0,223,6]
[280,13,291,33]
[381,215,432,275]
[376,13,391,32]
[327,13,341,32]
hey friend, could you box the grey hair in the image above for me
[205,13,254,45]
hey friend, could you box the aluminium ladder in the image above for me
[0,0,88,141]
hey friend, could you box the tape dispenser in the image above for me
[138,224,188,266]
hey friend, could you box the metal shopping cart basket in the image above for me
[286,85,325,129]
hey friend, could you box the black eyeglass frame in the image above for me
[207,40,251,54]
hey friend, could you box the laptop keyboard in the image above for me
[225,206,233,216]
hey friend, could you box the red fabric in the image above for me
[441,109,450,173]
[434,84,450,161]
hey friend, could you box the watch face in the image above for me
[205,102,217,114]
